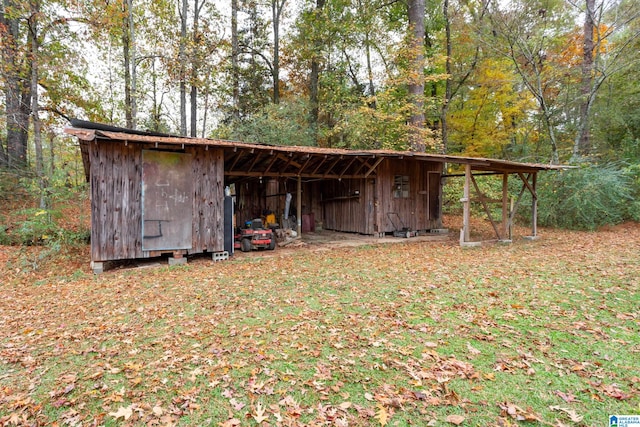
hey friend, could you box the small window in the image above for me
[393,175,410,198]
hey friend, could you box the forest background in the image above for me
[1,0,640,243]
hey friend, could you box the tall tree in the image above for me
[568,0,640,160]
[179,0,187,135]
[1,0,31,169]
[407,0,426,151]
[271,0,286,104]
[309,0,325,144]
[231,0,240,119]
[28,0,45,206]
[190,0,206,137]
[573,0,595,158]
[122,0,136,129]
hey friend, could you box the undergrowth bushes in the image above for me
[444,162,640,231]
[0,173,90,247]
[538,162,640,230]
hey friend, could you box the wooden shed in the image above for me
[67,120,558,273]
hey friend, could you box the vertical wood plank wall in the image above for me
[189,146,225,254]
[318,179,372,234]
[376,159,442,233]
[90,140,224,262]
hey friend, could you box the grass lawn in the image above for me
[1,222,639,426]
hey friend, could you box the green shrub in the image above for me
[538,162,637,230]
[13,208,64,245]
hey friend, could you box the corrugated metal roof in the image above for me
[66,124,564,176]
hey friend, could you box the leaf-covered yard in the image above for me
[1,223,639,426]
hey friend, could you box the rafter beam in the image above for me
[247,151,263,173]
[312,156,328,175]
[339,157,357,179]
[324,156,343,178]
[277,153,302,169]
[364,157,384,178]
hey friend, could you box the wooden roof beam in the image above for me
[224,170,368,180]
[324,156,343,178]
[246,151,264,173]
[339,157,357,179]
[353,155,375,175]
[299,154,313,175]
[227,151,243,172]
[364,157,384,178]
[263,152,280,174]
[281,154,299,173]
[277,153,302,169]
[312,155,328,175]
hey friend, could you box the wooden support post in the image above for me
[297,175,302,237]
[502,173,509,240]
[531,172,538,237]
[460,164,471,245]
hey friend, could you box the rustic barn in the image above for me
[67,120,558,273]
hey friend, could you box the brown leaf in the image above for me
[555,390,577,403]
[338,401,352,410]
[109,405,133,420]
[549,405,583,422]
[446,414,465,425]
[252,402,268,424]
[466,342,481,356]
[498,402,541,422]
[375,404,389,426]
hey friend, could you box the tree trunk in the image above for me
[28,1,46,207]
[129,0,137,129]
[190,0,203,137]
[573,0,595,160]
[123,0,133,128]
[441,0,451,154]
[272,0,285,104]
[48,131,55,175]
[231,0,239,119]
[2,0,30,169]
[365,32,376,109]
[309,0,325,145]
[407,0,426,152]
[179,0,188,136]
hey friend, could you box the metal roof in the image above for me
[66,123,563,182]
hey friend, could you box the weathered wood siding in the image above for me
[376,159,442,233]
[189,145,225,254]
[90,140,224,262]
[319,179,375,234]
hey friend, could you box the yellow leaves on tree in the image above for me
[448,58,536,158]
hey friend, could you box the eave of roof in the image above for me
[65,126,564,175]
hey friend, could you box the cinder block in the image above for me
[91,261,104,275]
[212,251,229,262]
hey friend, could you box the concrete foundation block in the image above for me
[212,251,229,262]
[91,261,104,275]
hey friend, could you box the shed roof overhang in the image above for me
[66,124,562,183]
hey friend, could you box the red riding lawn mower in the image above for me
[234,218,276,252]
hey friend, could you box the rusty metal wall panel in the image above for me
[142,150,193,251]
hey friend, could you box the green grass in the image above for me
[1,227,639,426]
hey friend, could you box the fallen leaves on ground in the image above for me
[1,218,639,425]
